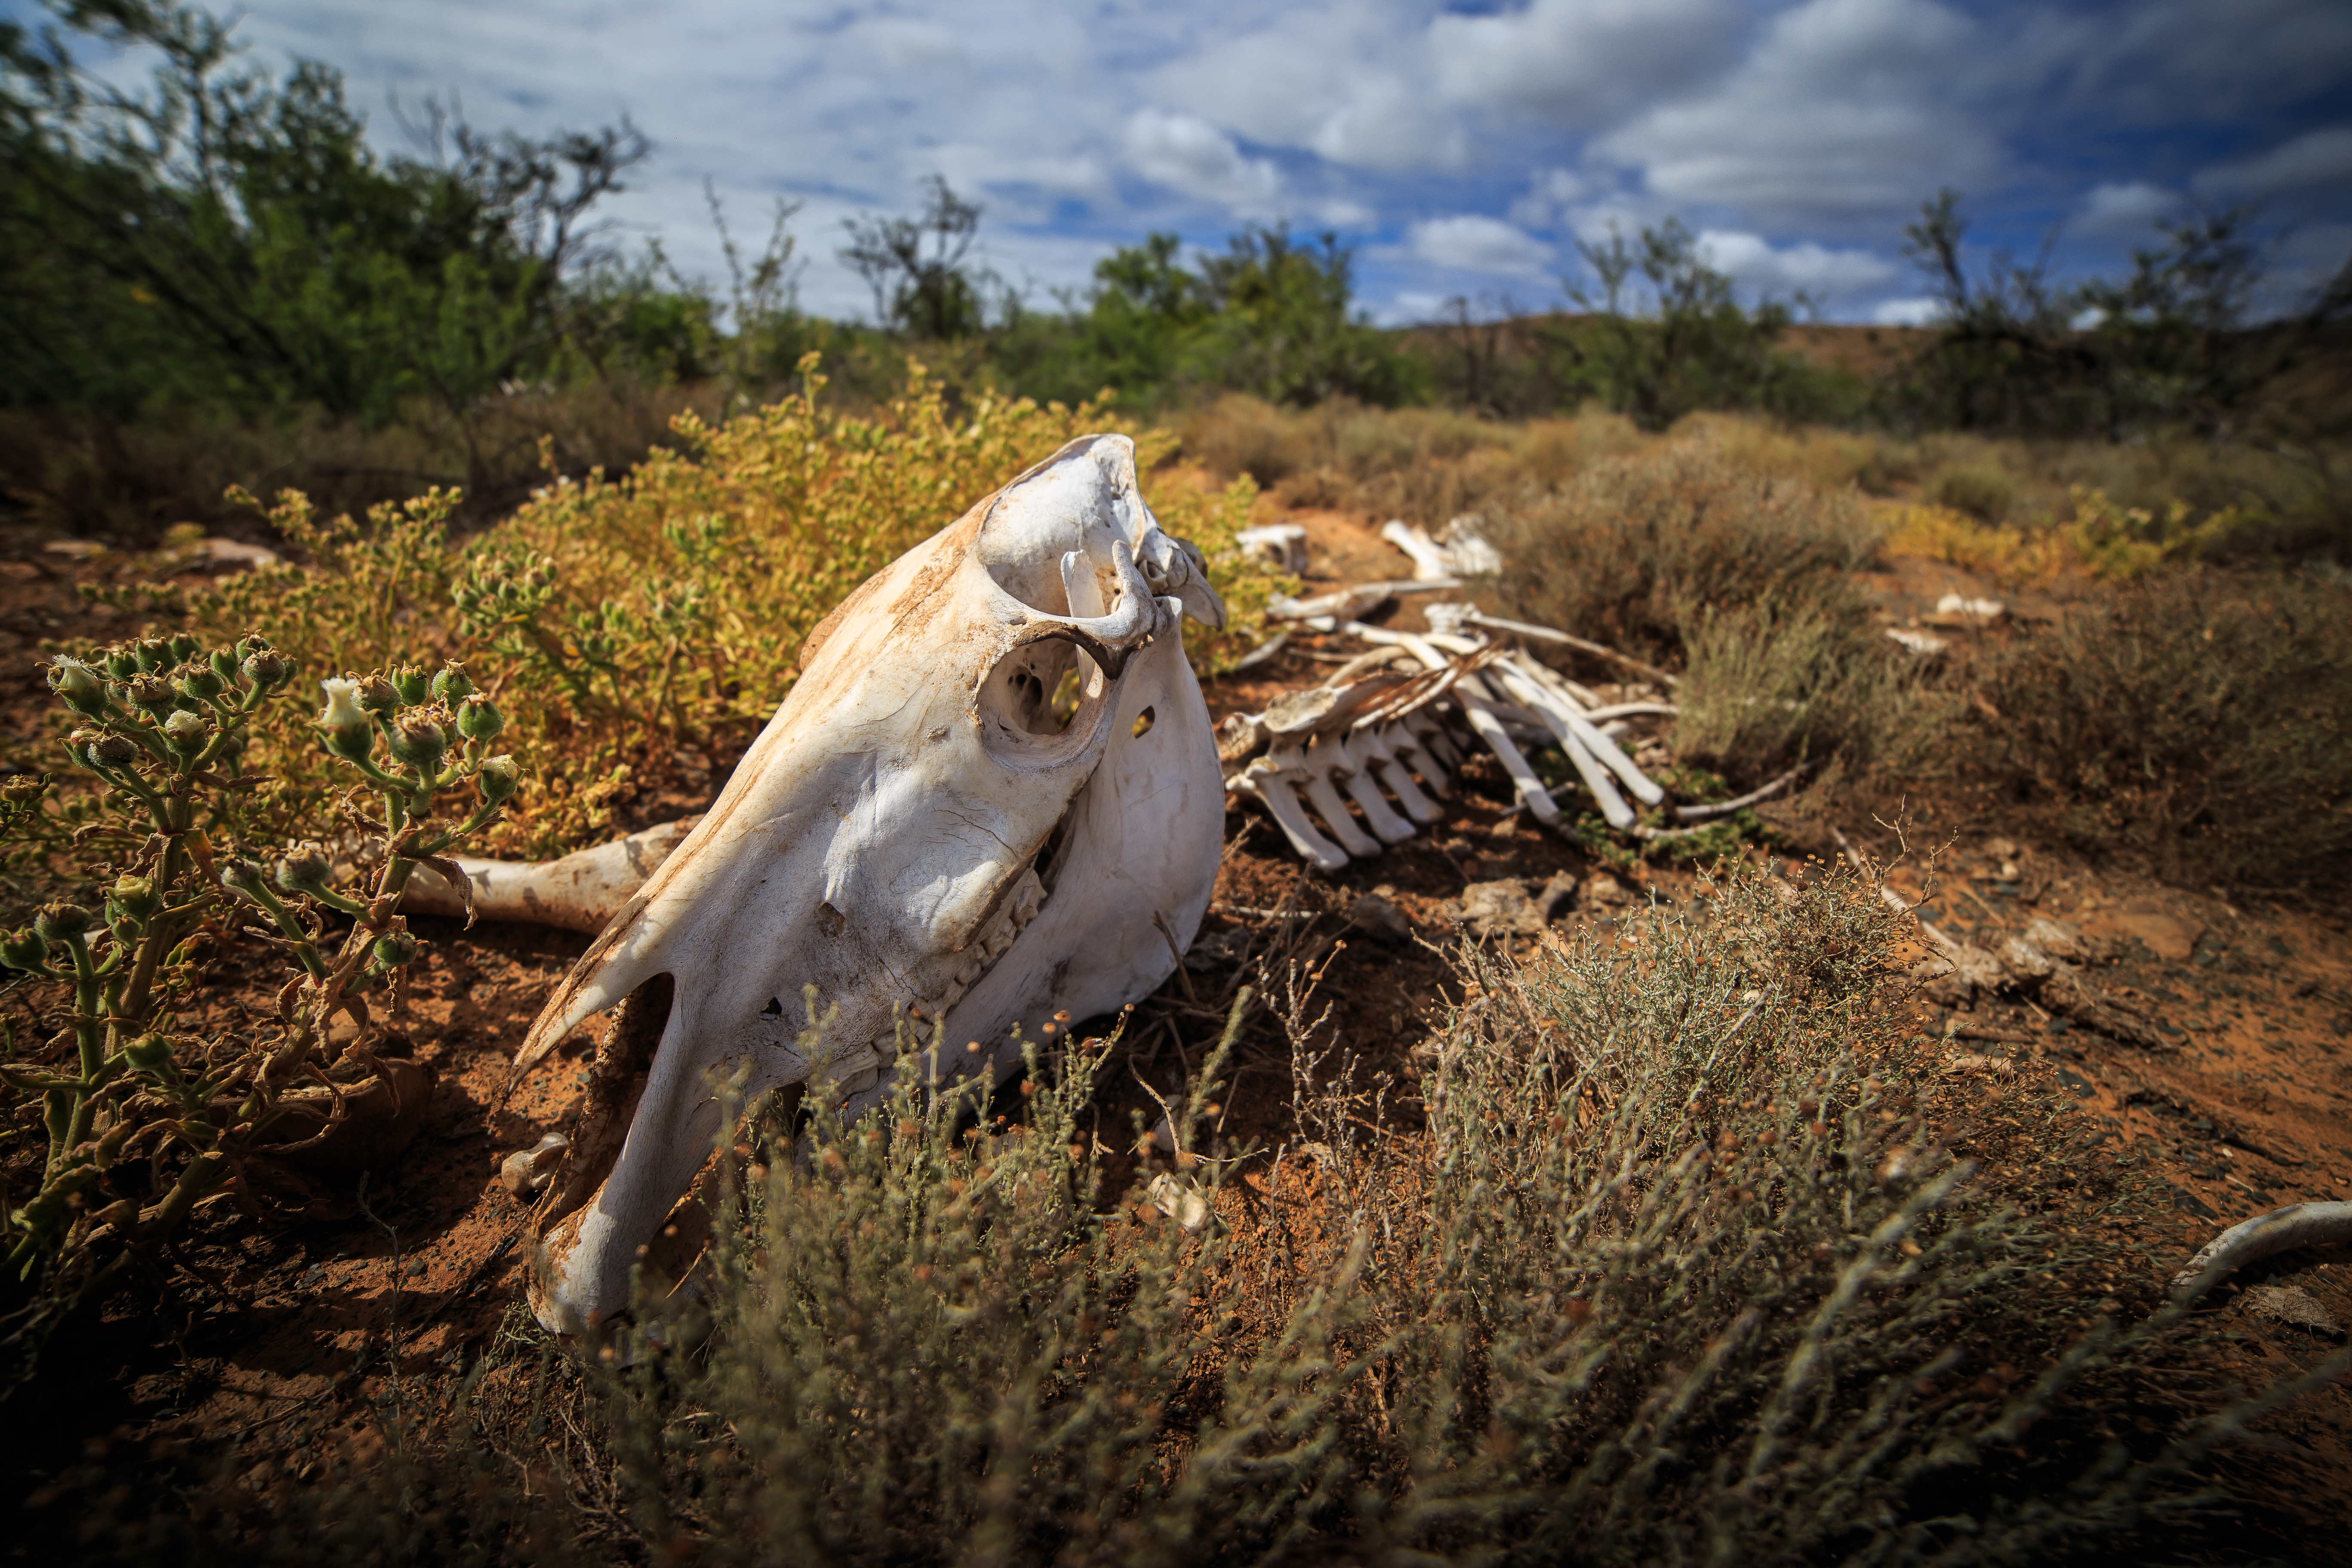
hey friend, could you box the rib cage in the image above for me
[1219,609,1674,872]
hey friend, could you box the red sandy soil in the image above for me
[3,519,2348,1556]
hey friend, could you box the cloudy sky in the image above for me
[58,0,2352,324]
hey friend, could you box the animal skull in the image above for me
[512,434,1227,1336]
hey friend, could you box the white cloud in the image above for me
[1148,5,1469,174]
[1509,167,1594,229]
[1123,108,1283,217]
[1314,196,1377,229]
[2194,125,2352,200]
[1383,289,1456,325]
[1871,297,1942,326]
[1695,230,1896,297]
[1430,0,1744,128]
[1409,215,1557,278]
[1594,0,2003,221]
[131,0,2352,326]
[2078,181,2181,234]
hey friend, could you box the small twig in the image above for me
[1152,911,1201,1006]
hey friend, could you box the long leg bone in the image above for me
[400,820,697,933]
[2171,1200,2352,1299]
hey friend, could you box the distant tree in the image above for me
[1549,218,1816,430]
[838,176,990,340]
[0,0,649,423]
[1072,231,1209,394]
[1886,187,2332,438]
[1191,224,1421,406]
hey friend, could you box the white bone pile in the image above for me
[1221,604,1681,872]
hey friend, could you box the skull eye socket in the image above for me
[977,638,1108,763]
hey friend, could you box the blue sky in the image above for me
[41,0,2352,325]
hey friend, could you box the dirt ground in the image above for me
[3,516,2349,1558]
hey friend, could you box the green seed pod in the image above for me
[390,665,433,706]
[372,931,420,969]
[0,928,50,972]
[220,858,266,896]
[476,753,521,804]
[175,665,227,702]
[104,646,141,680]
[234,632,272,660]
[167,633,200,665]
[123,1034,175,1073]
[242,649,291,691]
[207,646,241,683]
[162,709,209,751]
[126,674,175,715]
[47,658,108,717]
[110,874,162,922]
[430,664,475,702]
[134,638,172,673]
[317,678,374,763]
[455,694,505,742]
[275,845,333,893]
[90,731,140,769]
[389,717,447,769]
[355,675,399,716]
[34,901,92,941]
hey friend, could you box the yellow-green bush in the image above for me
[181,358,1279,854]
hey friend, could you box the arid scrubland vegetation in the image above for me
[5,2,2352,1564]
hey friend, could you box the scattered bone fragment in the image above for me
[501,1132,571,1198]
[1932,593,2005,624]
[1145,1170,1214,1232]
[1380,516,1501,579]
[1234,523,1309,574]
[1885,627,1948,655]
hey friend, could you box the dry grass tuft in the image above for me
[1965,569,2352,886]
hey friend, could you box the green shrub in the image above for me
[1967,567,2352,886]
[1927,465,2016,523]
[0,621,523,1389]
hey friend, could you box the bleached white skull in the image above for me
[509,435,1227,1336]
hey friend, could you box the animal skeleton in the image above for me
[1220,604,1680,871]
[487,435,1228,1338]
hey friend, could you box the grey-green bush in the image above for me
[1479,441,1883,660]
